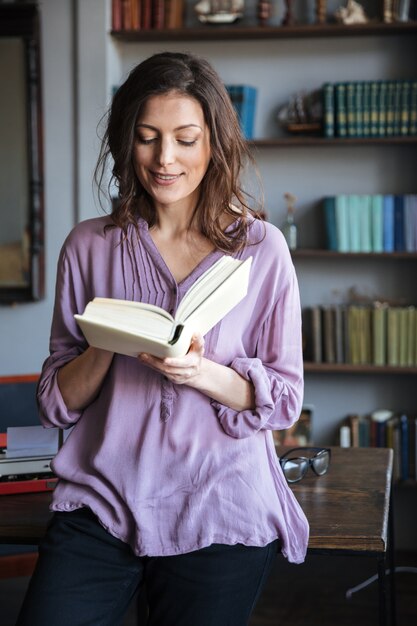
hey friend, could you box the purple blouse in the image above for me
[37,216,309,564]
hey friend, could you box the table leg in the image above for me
[388,489,396,626]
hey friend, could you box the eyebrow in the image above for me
[136,123,203,131]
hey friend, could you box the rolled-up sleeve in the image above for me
[212,258,304,439]
[37,244,88,429]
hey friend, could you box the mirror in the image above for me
[0,4,44,304]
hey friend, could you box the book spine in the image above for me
[387,307,400,366]
[370,81,379,137]
[335,195,350,252]
[404,195,416,252]
[406,306,416,366]
[386,81,395,136]
[324,196,337,250]
[359,195,372,253]
[335,83,347,138]
[0,477,57,496]
[400,414,409,480]
[409,80,417,135]
[383,194,395,252]
[346,81,356,137]
[378,80,388,137]
[393,81,402,136]
[400,80,411,136]
[372,303,387,366]
[362,82,371,137]
[347,195,361,253]
[393,194,405,252]
[112,0,123,30]
[355,81,364,137]
[322,83,335,138]
[371,194,384,252]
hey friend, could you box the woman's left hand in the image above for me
[138,334,205,386]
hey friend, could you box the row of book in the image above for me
[322,80,417,138]
[339,411,417,482]
[303,303,417,367]
[324,194,417,253]
[112,0,184,31]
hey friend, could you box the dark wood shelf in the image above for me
[292,250,417,259]
[304,362,417,374]
[110,21,417,42]
[250,136,417,147]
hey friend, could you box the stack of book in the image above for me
[339,410,417,482]
[225,85,258,140]
[0,425,59,495]
[303,303,417,367]
[111,0,184,31]
[324,194,417,253]
[322,79,417,138]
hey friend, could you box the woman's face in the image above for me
[133,93,211,214]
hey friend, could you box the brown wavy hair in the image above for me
[95,51,264,252]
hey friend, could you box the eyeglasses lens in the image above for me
[312,450,330,475]
[283,458,308,483]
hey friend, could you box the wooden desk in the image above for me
[0,447,394,624]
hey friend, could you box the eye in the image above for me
[137,136,157,145]
[177,139,197,147]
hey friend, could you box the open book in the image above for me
[74,255,252,359]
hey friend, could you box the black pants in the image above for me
[16,507,278,626]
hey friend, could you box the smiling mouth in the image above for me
[151,172,181,184]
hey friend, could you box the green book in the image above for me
[355,82,364,137]
[324,196,337,250]
[335,194,350,251]
[346,82,356,137]
[371,194,384,252]
[387,307,400,366]
[386,81,395,136]
[372,302,388,366]
[406,306,416,367]
[335,82,347,138]
[370,81,379,137]
[393,81,402,136]
[322,83,335,138]
[362,82,371,137]
[378,81,387,137]
[409,81,417,135]
[398,306,409,366]
[400,80,411,136]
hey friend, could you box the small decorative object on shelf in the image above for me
[257,0,272,25]
[281,0,294,26]
[334,0,368,24]
[282,192,298,250]
[277,90,323,135]
[315,0,327,23]
[194,0,244,23]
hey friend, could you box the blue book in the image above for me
[359,195,372,253]
[371,195,384,252]
[383,195,394,252]
[394,195,405,252]
[335,195,350,252]
[324,196,337,250]
[404,195,416,252]
[225,85,257,139]
[347,195,361,252]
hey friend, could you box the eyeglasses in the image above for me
[279,447,331,483]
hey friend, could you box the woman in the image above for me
[17,52,308,626]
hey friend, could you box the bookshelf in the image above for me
[108,6,417,495]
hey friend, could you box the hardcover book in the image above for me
[75,256,252,359]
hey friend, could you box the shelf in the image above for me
[110,21,417,42]
[249,136,417,148]
[292,250,417,259]
[304,362,417,374]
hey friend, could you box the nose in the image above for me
[156,138,175,167]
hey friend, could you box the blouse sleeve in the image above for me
[212,257,304,439]
[37,244,88,429]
